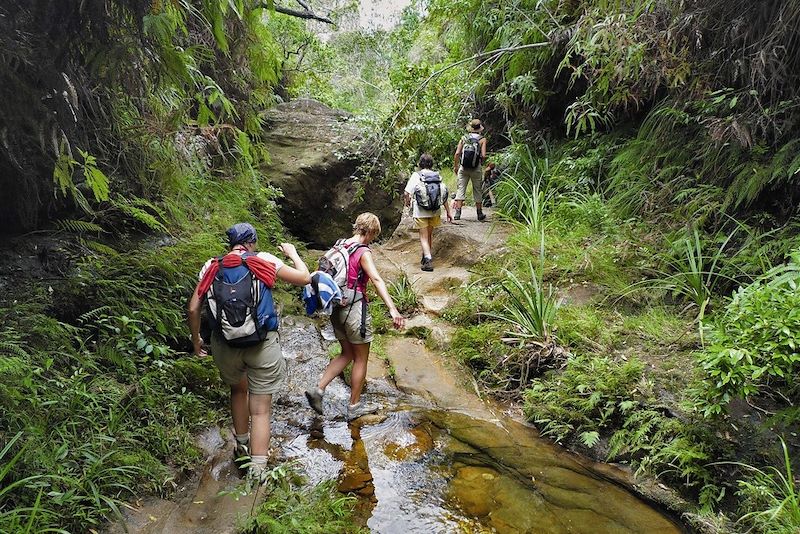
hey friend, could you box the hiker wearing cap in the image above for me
[305,213,406,421]
[187,223,310,479]
[403,153,453,272]
[453,118,488,221]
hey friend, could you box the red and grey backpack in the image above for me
[204,253,278,347]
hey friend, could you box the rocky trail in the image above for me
[113,208,687,534]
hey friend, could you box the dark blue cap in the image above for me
[226,223,257,246]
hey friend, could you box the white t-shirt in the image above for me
[198,250,284,281]
[404,171,448,218]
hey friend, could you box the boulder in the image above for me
[260,99,401,246]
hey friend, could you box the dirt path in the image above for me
[374,206,511,314]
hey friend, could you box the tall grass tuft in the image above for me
[725,438,800,534]
[486,231,557,342]
[494,143,551,235]
[388,272,419,315]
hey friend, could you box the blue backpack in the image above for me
[205,253,278,347]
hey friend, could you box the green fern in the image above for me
[0,342,30,359]
[113,196,168,233]
[579,430,601,448]
[57,219,105,235]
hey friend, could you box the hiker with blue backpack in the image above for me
[305,213,405,420]
[187,223,310,479]
[404,153,453,272]
[453,118,488,221]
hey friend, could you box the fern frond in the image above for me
[56,219,105,234]
[0,342,30,359]
[79,306,113,323]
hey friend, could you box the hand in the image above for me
[390,309,405,330]
[193,338,207,357]
[446,212,453,223]
[278,242,298,258]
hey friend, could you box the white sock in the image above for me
[250,455,267,466]
[235,433,249,445]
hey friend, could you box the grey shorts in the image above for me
[210,331,286,395]
[331,301,373,344]
[456,165,483,204]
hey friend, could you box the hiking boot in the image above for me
[477,210,486,222]
[247,462,268,485]
[453,208,461,220]
[346,401,379,421]
[305,387,324,415]
[421,256,433,272]
[233,441,250,470]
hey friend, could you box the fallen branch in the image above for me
[257,1,334,24]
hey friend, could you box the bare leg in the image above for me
[318,341,355,390]
[426,226,434,254]
[249,393,272,457]
[230,377,249,436]
[419,227,432,258]
[349,342,371,405]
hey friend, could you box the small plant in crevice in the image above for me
[388,272,419,315]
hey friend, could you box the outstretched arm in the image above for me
[360,251,405,329]
[275,243,311,286]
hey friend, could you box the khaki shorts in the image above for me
[210,331,286,395]
[331,301,373,344]
[456,165,483,204]
[414,215,441,229]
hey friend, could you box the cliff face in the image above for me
[261,99,402,246]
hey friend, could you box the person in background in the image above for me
[482,161,500,207]
[404,153,453,272]
[305,213,405,420]
[452,118,488,221]
[188,223,310,479]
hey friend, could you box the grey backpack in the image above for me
[414,170,442,211]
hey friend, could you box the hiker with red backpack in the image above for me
[404,153,453,272]
[187,223,310,479]
[305,213,405,420]
[453,118,488,221]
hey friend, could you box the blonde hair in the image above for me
[353,212,381,238]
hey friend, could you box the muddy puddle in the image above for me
[115,317,686,533]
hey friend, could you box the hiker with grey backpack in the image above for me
[403,153,453,272]
[305,213,405,421]
[453,118,488,221]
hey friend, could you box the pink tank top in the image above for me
[346,244,370,296]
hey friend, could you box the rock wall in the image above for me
[260,99,401,247]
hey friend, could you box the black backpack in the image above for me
[461,134,482,169]
[414,170,442,211]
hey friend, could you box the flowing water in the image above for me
[115,316,687,533]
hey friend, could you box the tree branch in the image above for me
[257,1,334,24]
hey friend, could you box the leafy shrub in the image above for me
[697,253,800,416]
